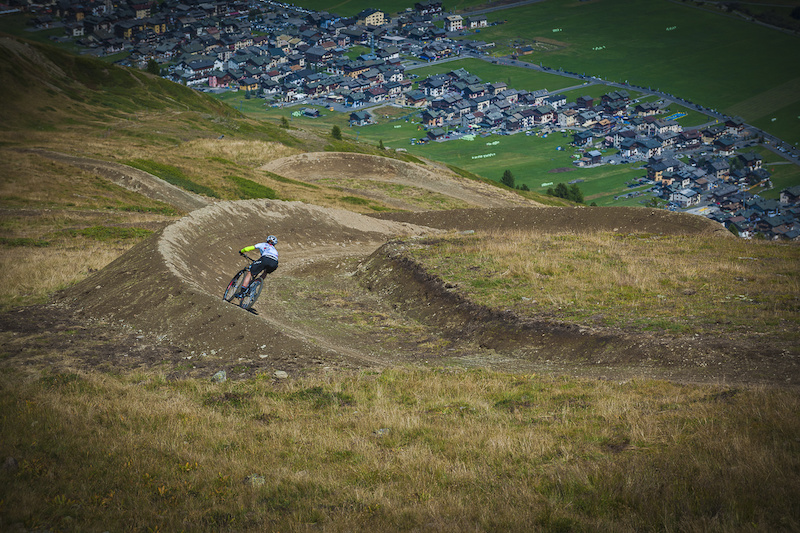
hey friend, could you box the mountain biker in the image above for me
[234,235,278,298]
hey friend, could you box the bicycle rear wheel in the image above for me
[239,279,262,310]
[223,270,245,302]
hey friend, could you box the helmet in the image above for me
[266,235,277,246]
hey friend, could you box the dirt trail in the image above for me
[27,149,795,386]
[260,152,540,211]
[24,149,211,213]
[58,199,441,373]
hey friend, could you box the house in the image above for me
[630,139,662,159]
[576,95,594,109]
[780,185,800,205]
[420,76,448,97]
[601,90,630,105]
[384,81,403,98]
[738,152,762,171]
[544,94,566,109]
[725,116,746,134]
[677,129,702,150]
[713,136,737,155]
[701,123,726,143]
[648,158,680,182]
[705,159,730,180]
[357,9,386,27]
[725,217,754,239]
[403,90,427,107]
[415,0,443,15]
[427,127,447,141]
[670,188,700,208]
[593,119,613,136]
[465,15,488,29]
[531,105,556,125]
[559,109,579,128]
[349,110,373,126]
[482,111,505,128]
[577,110,599,127]
[587,150,603,164]
[634,102,660,116]
[421,109,445,127]
[444,15,463,32]
[573,130,594,147]
[366,85,388,102]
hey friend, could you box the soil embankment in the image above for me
[58,199,439,372]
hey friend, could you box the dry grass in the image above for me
[316,177,475,211]
[180,138,302,167]
[407,230,800,337]
[1,367,798,531]
[0,237,145,308]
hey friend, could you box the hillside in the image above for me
[1,33,797,386]
[1,32,799,533]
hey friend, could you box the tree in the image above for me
[146,58,160,76]
[547,182,585,204]
[331,125,342,140]
[501,169,515,188]
[280,116,290,129]
[554,182,569,198]
[569,184,584,204]
[378,139,385,150]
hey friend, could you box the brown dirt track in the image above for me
[5,152,796,387]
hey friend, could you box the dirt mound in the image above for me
[52,200,797,386]
[58,200,438,372]
[260,152,540,210]
[370,205,733,237]
[355,240,796,386]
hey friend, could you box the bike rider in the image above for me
[234,235,279,298]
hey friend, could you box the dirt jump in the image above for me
[34,151,794,386]
[260,152,539,211]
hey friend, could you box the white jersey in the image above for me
[254,242,278,261]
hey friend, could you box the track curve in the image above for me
[60,199,438,370]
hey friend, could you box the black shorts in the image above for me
[248,256,278,278]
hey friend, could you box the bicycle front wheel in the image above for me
[223,270,245,302]
[240,279,262,310]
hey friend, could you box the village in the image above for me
[23,0,800,240]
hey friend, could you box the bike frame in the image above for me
[223,253,268,309]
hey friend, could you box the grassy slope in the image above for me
[0,32,799,533]
[1,367,798,531]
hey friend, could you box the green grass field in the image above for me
[465,0,800,145]
[408,58,580,94]
[287,0,487,16]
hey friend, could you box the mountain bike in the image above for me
[223,253,265,311]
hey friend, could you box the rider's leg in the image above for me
[241,271,253,289]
